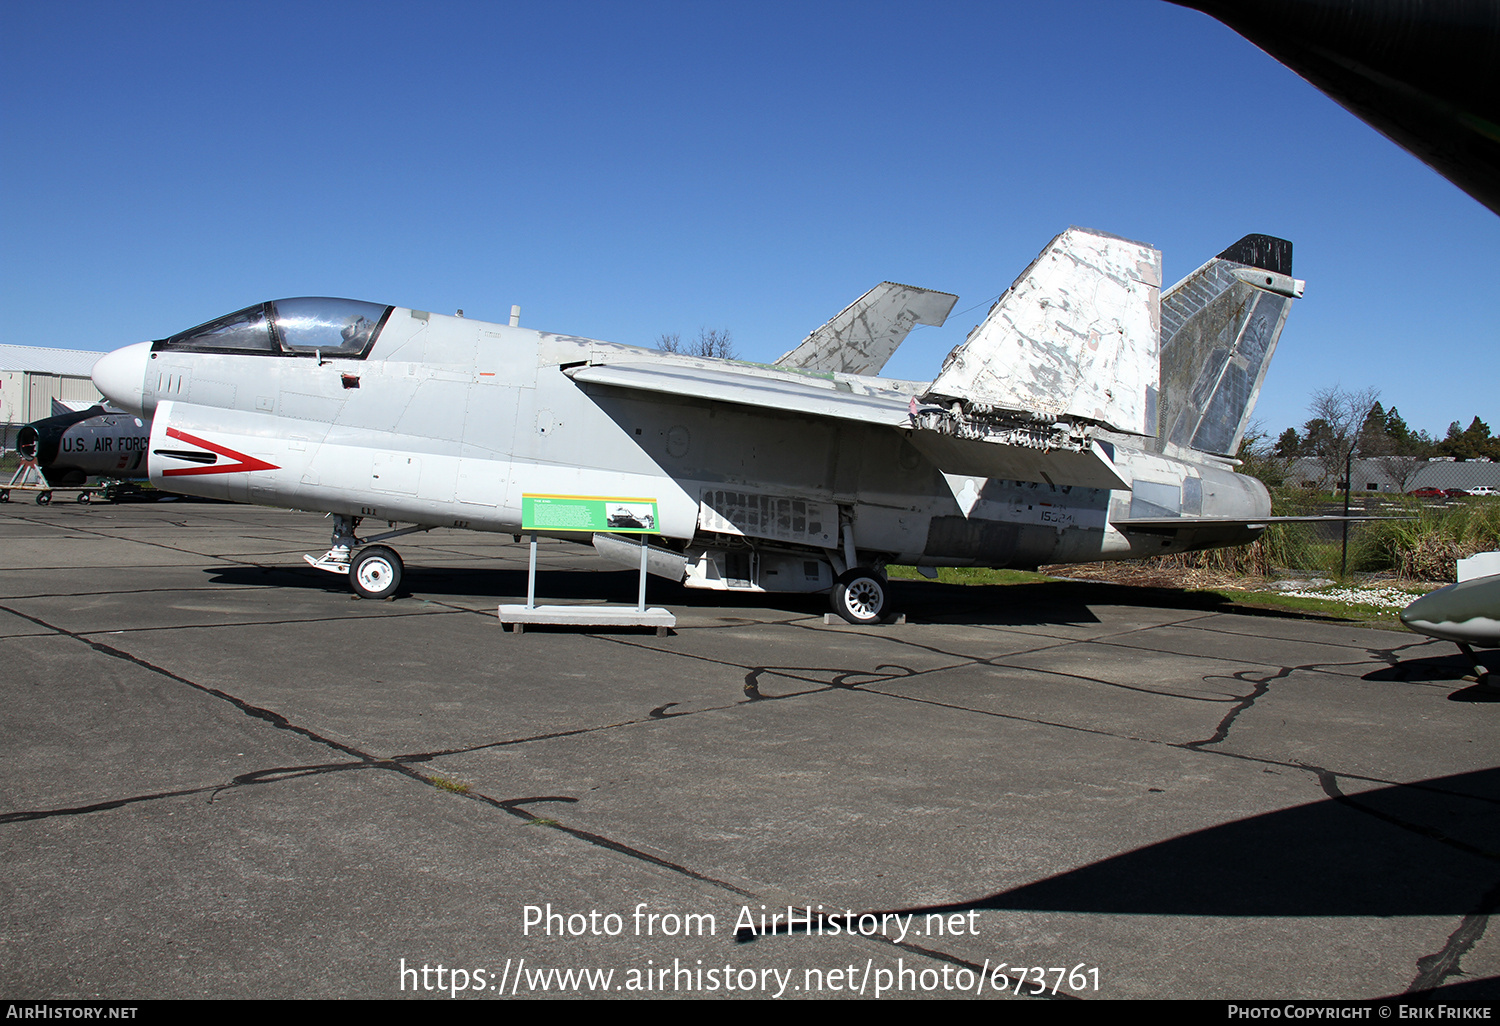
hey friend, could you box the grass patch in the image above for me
[430,776,471,795]
[525,817,560,828]
[1210,586,1425,627]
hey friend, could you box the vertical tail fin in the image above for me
[1152,234,1305,458]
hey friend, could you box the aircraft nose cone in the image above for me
[92,342,152,415]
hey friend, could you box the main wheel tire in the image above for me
[0,489,9,503]
[77,491,91,504]
[36,491,51,506]
[831,568,889,625]
[350,545,403,599]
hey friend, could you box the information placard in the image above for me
[521,494,659,533]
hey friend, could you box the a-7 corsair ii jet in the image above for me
[92,228,1304,623]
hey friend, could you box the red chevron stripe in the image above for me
[160,426,280,477]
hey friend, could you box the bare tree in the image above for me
[693,328,736,360]
[1307,385,1381,491]
[1365,415,1427,492]
[657,327,736,360]
[1307,385,1382,578]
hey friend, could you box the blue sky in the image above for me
[2,0,1495,440]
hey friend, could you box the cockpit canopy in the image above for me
[153,298,393,359]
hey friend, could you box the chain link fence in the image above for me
[1169,493,1500,582]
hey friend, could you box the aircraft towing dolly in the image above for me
[2,461,107,505]
[0,486,110,505]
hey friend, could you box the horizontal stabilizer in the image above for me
[775,282,958,376]
[1115,514,1411,529]
[926,227,1162,436]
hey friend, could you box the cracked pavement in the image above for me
[3,501,1499,999]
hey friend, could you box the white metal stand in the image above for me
[500,534,676,635]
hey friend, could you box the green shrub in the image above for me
[1161,492,1499,582]
[1353,498,1500,580]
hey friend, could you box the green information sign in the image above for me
[521,494,659,533]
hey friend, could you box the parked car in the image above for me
[1408,487,1447,497]
[1467,486,1498,497]
[1443,488,1471,498]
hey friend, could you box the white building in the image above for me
[1287,456,1500,494]
[0,345,107,450]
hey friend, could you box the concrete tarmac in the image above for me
[3,500,1498,1000]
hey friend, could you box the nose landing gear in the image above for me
[303,514,431,599]
[350,545,403,600]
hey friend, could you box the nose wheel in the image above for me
[350,545,403,600]
[304,514,431,598]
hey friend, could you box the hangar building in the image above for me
[0,345,107,451]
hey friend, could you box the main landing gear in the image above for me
[831,567,890,625]
[303,515,432,599]
[824,516,894,626]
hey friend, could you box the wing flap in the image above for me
[911,434,1128,491]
